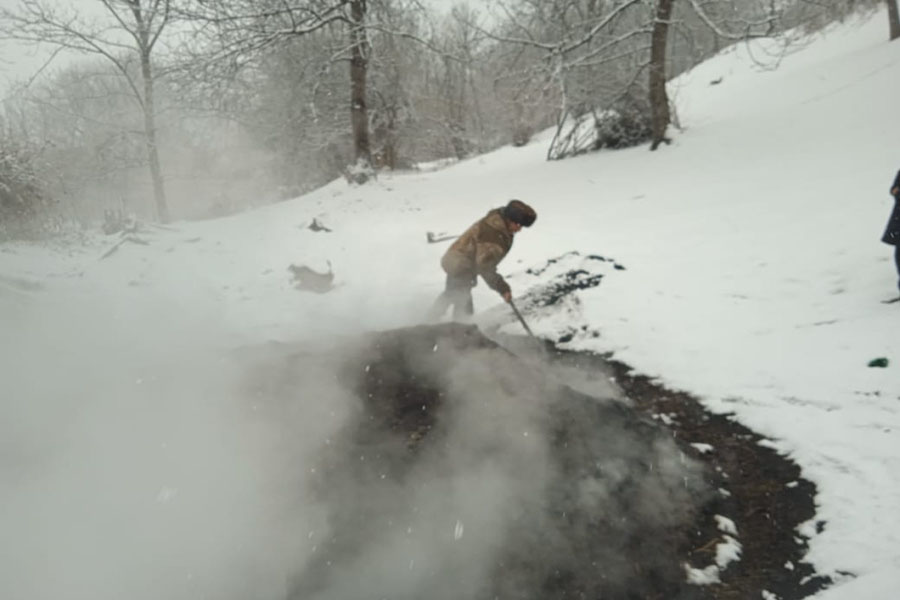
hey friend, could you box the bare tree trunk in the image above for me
[649,0,674,151]
[140,50,169,222]
[2,0,174,222]
[349,0,372,172]
[131,1,170,222]
[888,0,900,41]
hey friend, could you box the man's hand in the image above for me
[502,290,512,303]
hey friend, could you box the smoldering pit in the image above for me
[242,322,714,600]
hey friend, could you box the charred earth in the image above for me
[251,323,713,600]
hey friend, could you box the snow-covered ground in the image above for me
[2,8,899,600]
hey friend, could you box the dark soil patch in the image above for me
[603,357,833,599]
[288,323,711,600]
[499,249,832,599]
[249,322,831,600]
[520,252,623,309]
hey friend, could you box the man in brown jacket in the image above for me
[429,199,537,320]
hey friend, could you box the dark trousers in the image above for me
[429,273,475,321]
[894,245,900,292]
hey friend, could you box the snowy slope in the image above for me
[2,8,899,600]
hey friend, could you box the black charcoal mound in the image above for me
[284,323,710,600]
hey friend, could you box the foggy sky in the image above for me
[0,0,473,98]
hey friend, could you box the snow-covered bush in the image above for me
[548,102,652,161]
[344,157,376,185]
[596,106,653,150]
[0,138,50,241]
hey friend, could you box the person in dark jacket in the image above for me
[429,200,537,320]
[883,169,900,296]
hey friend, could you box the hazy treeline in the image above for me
[0,0,890,237]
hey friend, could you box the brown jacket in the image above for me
[441,208,514,294]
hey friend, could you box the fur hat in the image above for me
[503,199,537,227]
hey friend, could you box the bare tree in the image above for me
[648,0,674,150]
[0,0,177,222]
[481,0,656,157]
[179,0,382,181]
[348,0,372,171]
[888,0,900,40]
[16,63,173,222]
[487,0,788,157]
[417,5,491,159]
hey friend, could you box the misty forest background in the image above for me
[1,0,898,239]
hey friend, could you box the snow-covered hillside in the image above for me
[1,8,898,600]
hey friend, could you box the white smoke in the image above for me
[0,287,324,600]
[270,326,708,600]
[0,285,706,600]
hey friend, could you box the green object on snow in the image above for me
[867,357,889,368]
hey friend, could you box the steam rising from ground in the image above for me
[1,287,706,600]
[0,288,319,600]
[268,324,709,600]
